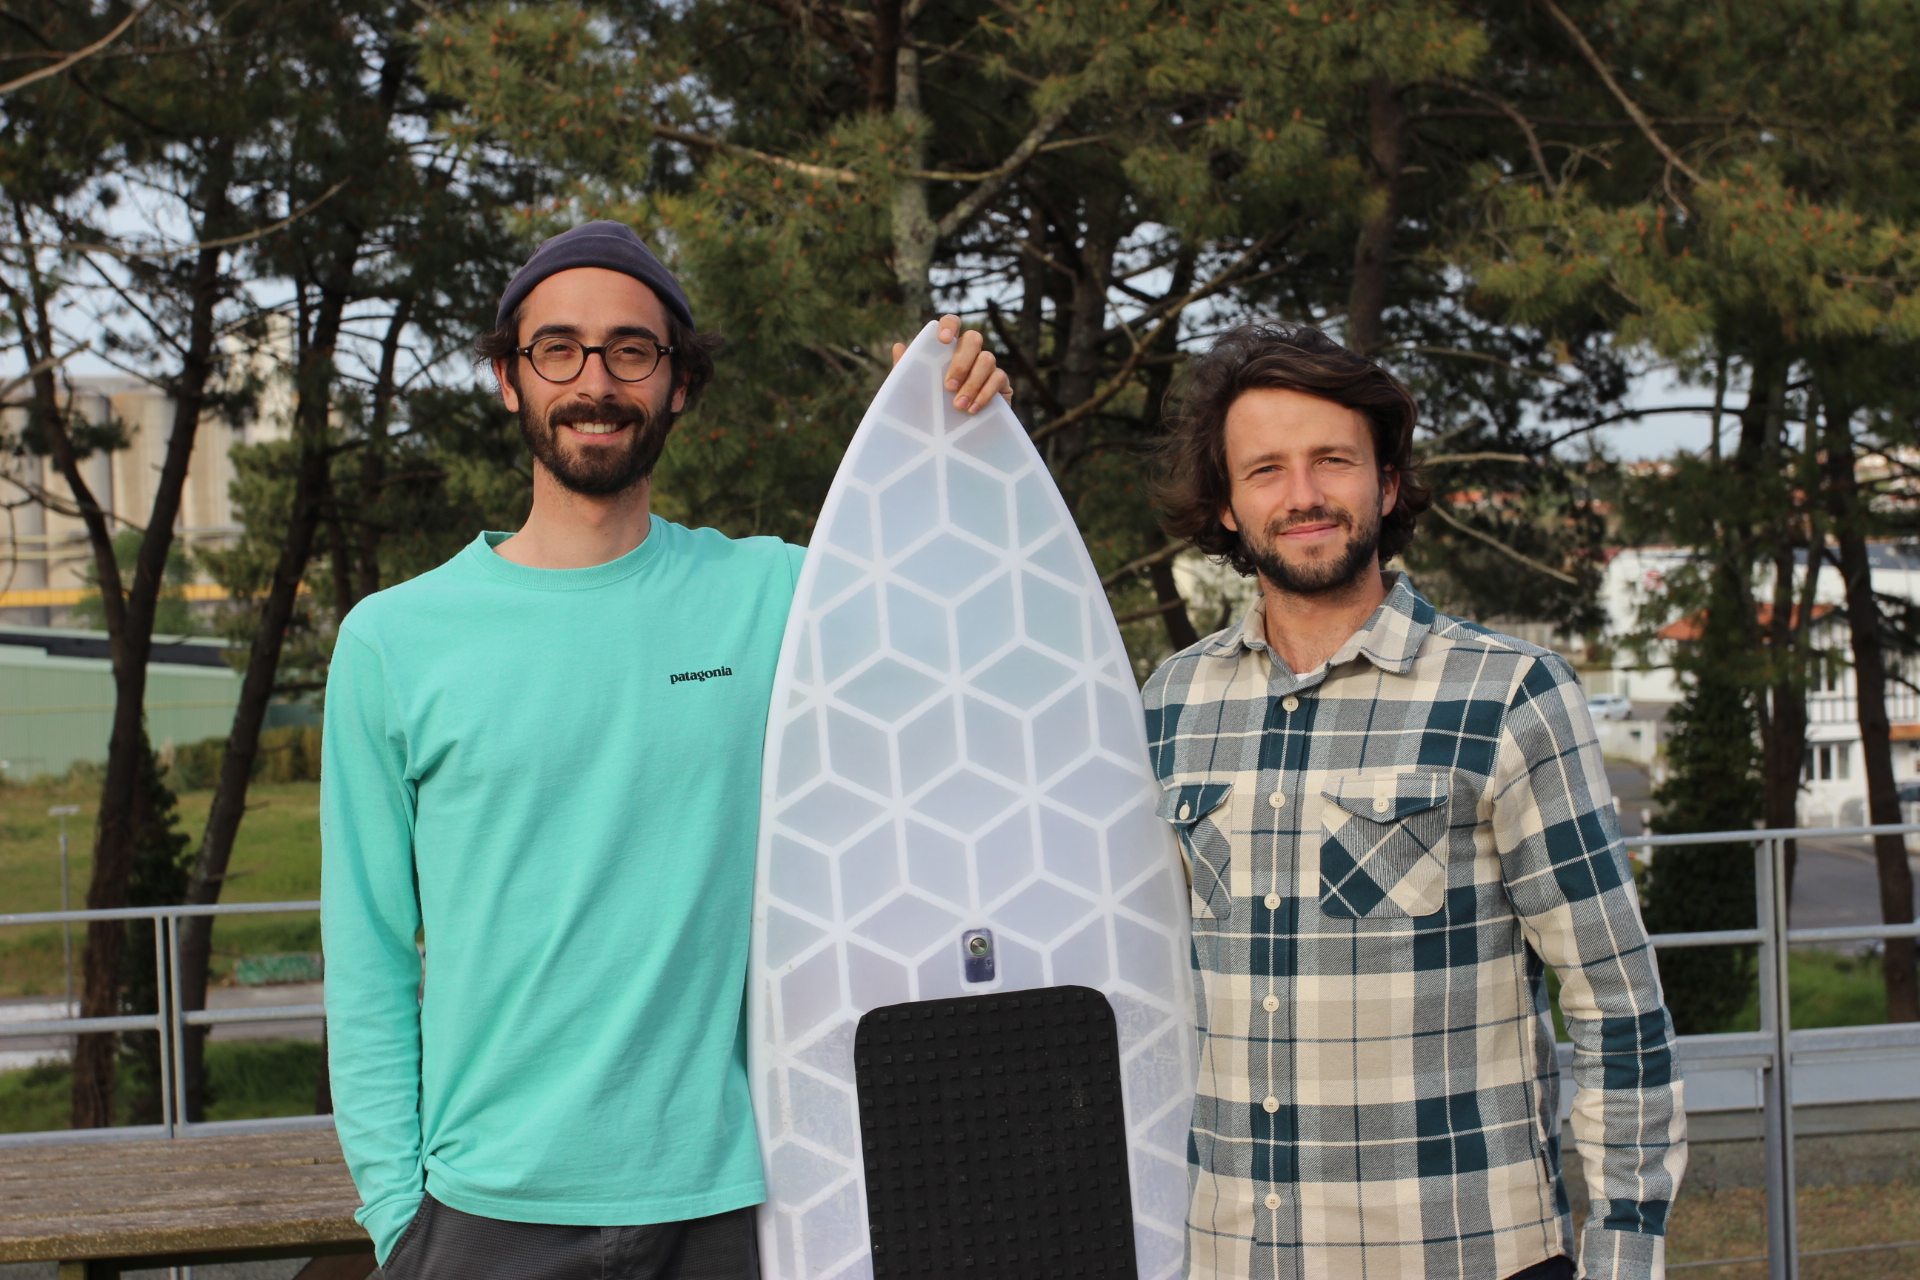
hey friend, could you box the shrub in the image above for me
[166,726,323,792]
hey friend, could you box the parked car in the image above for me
[1586,692,1634,721]
[1900,783,1920,850]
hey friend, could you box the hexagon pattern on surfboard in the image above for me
[750,321,1196,1280]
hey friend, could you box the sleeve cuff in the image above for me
[1579,1220,1667,1280]
[356,1189,425,1265]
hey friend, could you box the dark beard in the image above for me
[518,394,672,497]
[1239,501,1382,595]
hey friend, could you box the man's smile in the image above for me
[563,421,628,436]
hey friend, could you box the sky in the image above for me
[1606,372,1720,461]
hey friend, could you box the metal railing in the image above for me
[1626,823,1920,1280]
[0,899,324,1142]
[1,828,1918,1277]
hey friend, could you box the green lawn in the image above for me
[1547,947,1889,1040]
[0,1039,325,1132]
[0,776,321,997]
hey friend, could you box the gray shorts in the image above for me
[379,1192,761,1280]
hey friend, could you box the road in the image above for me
[1606,763,1920,938]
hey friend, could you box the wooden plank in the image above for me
[0,1129,345,1182]
[0,1131,369,1264]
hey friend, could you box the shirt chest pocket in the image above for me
[1317,771,1451,919]
[1157,782,1233,921]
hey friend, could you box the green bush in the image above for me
[167,726,323,792]
[1549,946,1890,1040]
[0,1061,81,1133]
[0,1038,325,1132]
[204,1039,326,1121]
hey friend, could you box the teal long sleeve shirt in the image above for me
[320,520,805,1261]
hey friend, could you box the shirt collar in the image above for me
[1203,571,1437,679]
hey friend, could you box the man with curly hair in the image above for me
[1144,324,1685,1280]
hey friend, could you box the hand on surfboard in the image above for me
[890,313,1013,413]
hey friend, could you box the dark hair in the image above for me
[1156,323,1431,574]
[474,304,723,417]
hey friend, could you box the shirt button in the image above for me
[1178,803,1191,820]
[1264,892,1280,910]
[1262,1095,1280,1113]
[1262,994,1280,1013]
[1373,797,1390,814]
[1282,695,1299,712]
[1265,1192,1283,1210]
[1267,790,1286,808]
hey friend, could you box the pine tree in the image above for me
[417,0,1616,661]
[1645,584,1764,1034]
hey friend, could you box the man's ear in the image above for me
[1219,502,1241,534]
[1381,466,1400,518]
[494,357,521,413]
[671,378,688,416]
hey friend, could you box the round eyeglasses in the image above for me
[517,336,676,384]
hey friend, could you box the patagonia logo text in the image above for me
[670,667,734,685]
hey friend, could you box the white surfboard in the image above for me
[749,321,1196,1280]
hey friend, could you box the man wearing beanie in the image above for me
[321,222,1010,1280]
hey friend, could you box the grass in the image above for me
[1546,948,1890,1041]
[0,776,321,997]
[0,1038,325,1133]
[1656,1182,1920,1277]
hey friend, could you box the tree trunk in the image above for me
[867,0,901,112]
[353,298,411,603]
[325,473,356,625]
[1346,76,1407,358]
[176,261,357,1116]
[12,182,227,1126]
[889,29,935,319]
[1824,402,1919,1023]
[1044,207,1122,468]
[1140,247,1199,650]
[1760,537,1816,899]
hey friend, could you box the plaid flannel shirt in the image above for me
[1142,575,1686,1280]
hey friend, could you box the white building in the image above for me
[1588,542,1920,825]
[0,341,290,626]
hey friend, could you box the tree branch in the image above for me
[1427,503,1578,584]
[1537,0,1702,186]
[934,100,1074,239]
[1430,77,1558,197]
[23,179,349,259]
[920,132,1104,183]
[1101,539,1190,589]
[1420,451,1536,465]
[1114,598,1188,625]
[1032,234,1278,444]
[1388,344,1578,384]
[0,0,148,97]
[650,122,860,183]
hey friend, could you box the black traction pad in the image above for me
[853,985,1138,1278]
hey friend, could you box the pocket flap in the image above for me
[1320,772,1448,823]
[1158,781,1233,827]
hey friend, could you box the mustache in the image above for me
[1264,505,1354,536]
[544,398,651,430]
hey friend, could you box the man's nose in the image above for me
[571,350,622,396]
[1276,461,1324,513]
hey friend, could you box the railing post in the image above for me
[1757,837,1798,1280]
[168,913,190,1135]
[153,913,174,1140]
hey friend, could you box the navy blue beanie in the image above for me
[495,221,694,332]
